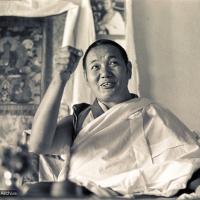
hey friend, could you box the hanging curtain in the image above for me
[0,0,79,17]
[125,0,140,96]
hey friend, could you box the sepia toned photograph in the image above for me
[0,0,200,199]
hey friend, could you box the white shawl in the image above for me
[67,98,200,197]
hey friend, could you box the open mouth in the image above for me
[100,82,115,89]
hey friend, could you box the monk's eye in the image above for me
[109,60,119,67]
[91,64,100,71]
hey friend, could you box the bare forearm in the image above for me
[29,46,82,153]
[29,75,68,153]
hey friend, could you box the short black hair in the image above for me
[82,39,129,71]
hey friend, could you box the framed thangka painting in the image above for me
[91,0,125,40]
[0,17,50,115]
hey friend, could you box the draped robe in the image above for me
[66,98,200,197]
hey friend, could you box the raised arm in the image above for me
[29,46,83,154]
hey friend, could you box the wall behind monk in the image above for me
[133,0,200,131]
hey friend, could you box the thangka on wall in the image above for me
[0,17,45,115]
[90,0,125,36]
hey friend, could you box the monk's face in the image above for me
[85,44,131,104]
[102,0,113,11]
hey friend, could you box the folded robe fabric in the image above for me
[67,97,200,197]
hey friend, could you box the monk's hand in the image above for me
[54,46,83,82]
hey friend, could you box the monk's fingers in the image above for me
[56,46,83,58]
[66,46,83,57]
[54,57,70,65]
[54,46,83,77]
[56,56,78,73]
[54,51,70,63]
[56,63,71,74]
[55,54,78,65]
[55,50,83,66]
[66,55,81,73]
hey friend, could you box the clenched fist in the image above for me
[54,46,83,82]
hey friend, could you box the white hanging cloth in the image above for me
[0,0,79,17]
[125,0,140,96]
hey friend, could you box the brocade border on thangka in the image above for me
[0,104,38,115]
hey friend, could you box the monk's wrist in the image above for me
[52,71,71,85]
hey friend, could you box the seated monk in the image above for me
[29,39,200,198]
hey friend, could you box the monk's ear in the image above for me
[127,61,132,79]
